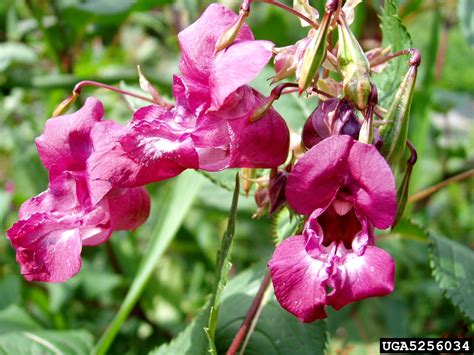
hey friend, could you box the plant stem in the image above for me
[205,174,241,355]
[255,0,319,29]
[227,271,272,355]
[408,169,474,204]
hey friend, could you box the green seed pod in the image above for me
[392,141,417,229]
[297,2,335,93]
[379,51,420,166]
[337,16,373,111]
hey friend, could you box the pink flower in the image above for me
[88,4,289,187]
[7,98,150,282]
[268,135,396,322]
[7,172,150,283]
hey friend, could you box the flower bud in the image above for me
[379,50,420,166]
[337,16,374,110]
[52,92,79,117]
[248,96,275,123]
[268,170,288,216]
[215,9,249,52]
[302,98,361,149]
[297,3,334,93]
[241,168,255,196]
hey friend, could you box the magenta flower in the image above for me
[268,135,397,322]
[88,4,289,187]
[7,98,150,282]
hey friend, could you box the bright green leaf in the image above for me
[430,234,474,322]
[374,0,412,107]
[0,306,41,334]
[0,330,93,355]
[93,171,205,355]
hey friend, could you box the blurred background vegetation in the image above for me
[0,0,472,354]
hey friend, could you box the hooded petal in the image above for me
[36,97,103,175]
[286,135,352,215]
[269,235,330,322]
[287,135,396,229]
[327,245,395,310]
[108,187,151,230]
[7,214,82,283]
[178,4,253,87]
[348,141,396,229]
[210,40,274,110]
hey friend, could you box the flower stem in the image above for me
[370,48,421,69]
[255,0,319,29]
[226,271,272,355]
[72,80,158,105]
[408,169,474,204]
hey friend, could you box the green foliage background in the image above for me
[0,0,473,354]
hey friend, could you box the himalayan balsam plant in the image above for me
[12,0,464,354]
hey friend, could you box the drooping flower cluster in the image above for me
[88,4,289,188]
[7,4,289,283]
[6,0,418,326]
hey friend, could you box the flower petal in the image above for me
[19,172,82,219]
[117,105,199,185]
[108,187,151,230]
[36,97,103,175]
[178,4,253,88]
[286,135,352,215]
[269,235,330,322]
[348,141,396,229]
[210,40,274,110]
[7,214,82,283]
[327,245,395,310]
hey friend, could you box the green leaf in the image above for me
[205,174,240,354]
[0,42,37,72]
[0,306,41,334]
[391,218,429,242]
[93,170,205,355]
[151,302,210,355]
[458,0,474,47]
[0,330,93,355]
[429,235,474,322]
[374,0,412,107]
[271,208,302,245]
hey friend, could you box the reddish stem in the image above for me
[73,80,160,105]
[255,0,319,29]
[370,48,421,69]
[226,272,272,355]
